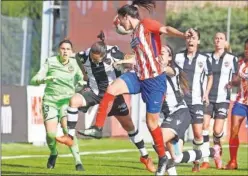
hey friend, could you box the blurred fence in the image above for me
[1,15,41,86]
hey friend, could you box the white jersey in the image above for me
[207,52,238,103]
[175,50,212,105]
[76,45,124,96]
[165,67,187,114]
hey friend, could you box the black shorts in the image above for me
[161,108,191,141]
[204,102,229,119]
[78,90,129,116]
[188,104,204,124]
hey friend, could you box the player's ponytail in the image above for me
[225,41,232,53]
[90,31,107,57]
[166,45,189,95]
[97,30,105,43]
[131,0,156,13]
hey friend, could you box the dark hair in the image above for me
[90,31,107,57]
[245,38,248,45]
[192,28,200,40]
[165,44,189,95]
[165,44,173,58]
[59,38,73,48]
[117,4,139,19]
[132,0,156,13]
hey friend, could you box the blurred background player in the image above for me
[201,32,238,169]
[174,29,213,172]
[55,32,156,173]
[224,38,248,170]
[31,39,85,171]
[81,4,194,175]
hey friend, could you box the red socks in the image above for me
[229,137,239,162]
[95,92,115,128]
[150,126,165,158]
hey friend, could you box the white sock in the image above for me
[202,130,210,162]
[67,107,78,136]
[167,166,177,175]
[128,129,148,157]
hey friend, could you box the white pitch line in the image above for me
[2,144,247,160]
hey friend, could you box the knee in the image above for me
[69,94,84,107]
[146,117,158,131]
[214,129,223,137]
[203,122,210,130]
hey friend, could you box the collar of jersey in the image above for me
[211,51,226,60]
[57,55,70,66]
[184,50,199,61]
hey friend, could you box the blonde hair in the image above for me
[225,41,232,52]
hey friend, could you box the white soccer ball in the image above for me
[113,15,133,35]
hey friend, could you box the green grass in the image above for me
[1,138,248,175]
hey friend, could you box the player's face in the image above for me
[59,43,72,59]
[118,15,131,30]
[90,52,104,64]
[245,43,248,59]
[161,46,172,63]
[186,35,199,53]
[214,33,226,50]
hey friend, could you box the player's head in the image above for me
[186,28,200,53]
[90,31,107,64]
[214,32,230,51]
[244,38,248,60]
[132,0,156,18]
[58,38,73,60]
[161,45,173,66]
[114,0,155,35]
[117,4,140,31]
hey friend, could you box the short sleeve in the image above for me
[141,18,163,34]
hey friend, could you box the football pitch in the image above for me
[1,138,248,175]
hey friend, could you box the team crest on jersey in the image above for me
[103,57,112,65]
[198,61,203,68]
[68,65,74,72]
[224,61,230,67]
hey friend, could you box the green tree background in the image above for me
[165,3,248,56]
[1,1,42,84]
[1,2,247,84]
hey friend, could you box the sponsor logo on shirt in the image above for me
[218,108,227,116]
[198,61,203,68]
[224,61,230,67]
[195,110,203,115]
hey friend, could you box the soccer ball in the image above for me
[113,15,133,35]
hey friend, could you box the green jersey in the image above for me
[31,56,85,107]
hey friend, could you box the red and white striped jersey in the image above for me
[236,59,248,105]
[130,18,163,80]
